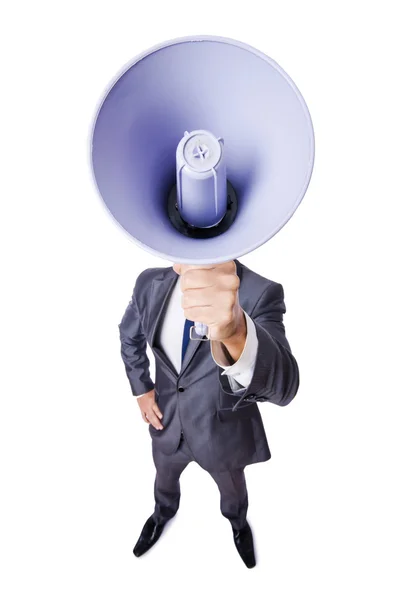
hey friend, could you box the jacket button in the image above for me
[178,386,185,392]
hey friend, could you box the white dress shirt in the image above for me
[158,276,258,392]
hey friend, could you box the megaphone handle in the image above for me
[190,322,210,340]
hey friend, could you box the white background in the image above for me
[1,1,396,598]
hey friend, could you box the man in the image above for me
[118,259,299,568]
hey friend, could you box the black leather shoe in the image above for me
[133,515,166,557]
[232,522,256,568]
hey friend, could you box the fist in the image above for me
[137,389,164,430]
[173,261,246,343]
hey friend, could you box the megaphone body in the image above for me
[91,36,315,338]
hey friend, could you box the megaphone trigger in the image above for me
[190,324,210,341]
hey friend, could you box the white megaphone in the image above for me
[90,35,315,339]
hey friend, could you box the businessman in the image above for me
[118,259,299,568]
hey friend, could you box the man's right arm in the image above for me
[118,288,154,397]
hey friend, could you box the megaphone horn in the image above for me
[90,35,315,339]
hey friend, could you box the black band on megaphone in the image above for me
[167,180,238,239]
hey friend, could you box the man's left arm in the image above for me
[212,283,299,408]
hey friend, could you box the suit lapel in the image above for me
[148,267,178,348]
[179,324,205,375]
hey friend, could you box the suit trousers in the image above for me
[152,433,249,530]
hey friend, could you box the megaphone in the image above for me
[90,35,315,339]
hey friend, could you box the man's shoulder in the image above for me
[136,265,170,282]
[133,265,173,293]
[238,260,281,291]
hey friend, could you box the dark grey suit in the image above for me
[119,259,299,528]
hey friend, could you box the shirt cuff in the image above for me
[210,311,258,389]
[227,376,246,394]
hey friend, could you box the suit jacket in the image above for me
[118,259,299,473]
